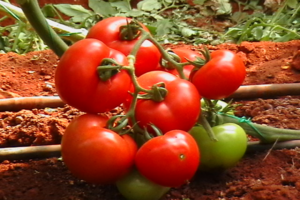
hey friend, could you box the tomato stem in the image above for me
[119,19,142,41]
[199,113,218,142]
[16,0,68,57]
[137,29,187,79]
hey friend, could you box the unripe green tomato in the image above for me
[116,169,170,200]
[189,123,248,171]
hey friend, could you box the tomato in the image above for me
[116,169,170,200]
[61,114,137,184]
[135,130,200,187]
[124,71,201,134]
[55,38,132,113]
[160,48,201,78]
[191,50,246,100]
[189,123,248,171]
[86,16,161,76]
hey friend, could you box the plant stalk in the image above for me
[217,113,300,143]
[0,1,87,42]
[16,0,68,57]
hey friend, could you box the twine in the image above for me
[218,112,264,138]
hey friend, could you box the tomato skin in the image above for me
[61,114,137,184]
[55,38,131,113]
[135,130,200,187]
[160,48,201,78]
[124,71,201,133]
[189,123,247,171]
[191,50,246,100]
[116,169,170,200]
[86,17,161,76]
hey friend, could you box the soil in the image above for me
[0,40,299,200]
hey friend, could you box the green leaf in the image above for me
[181,27,197,37]
[89,0,117,17]
[155,19,173,36]
[53,4,93,22]
[216,0,232,15]
[192,0,206,5]
[41,5,56,18]
[126,9,147,17]
[111,1,131,13]
[286,0,298,9]
[251,26,263,40]
[274,32,298,42]
[137,0,162,11]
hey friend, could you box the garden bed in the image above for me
[0,39,300,199]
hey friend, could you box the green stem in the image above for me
[142,29,186,79]
[16,0,68,57]
[0,1,86,43]
[287,3,300,25]
[11,21,23,52]
[217,113,300,143]
[199,113,218,142]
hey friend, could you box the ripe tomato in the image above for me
[116,169,170,200]
[86,16,161,76]
[160,47,201,78]
[55,38,132,113]
[124,71,201,134]
[189,123,248,171]
[61,114,137,184]
[191,50,246,100]
[135,130,200,187]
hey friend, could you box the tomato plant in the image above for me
[55,38,131,113]
[160,47,201,78]
[124,71,201,133]
[189,123,247,171]
[135,130,200,187]
[201,99,235,115]
[61,114,137,184]
[86,16,161,76]
[116,169,170,200]
[191,50,246,100]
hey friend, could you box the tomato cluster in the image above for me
[56,16,248,200]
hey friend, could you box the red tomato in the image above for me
[86,16,161,76]
[61,114,137,184]
[160,48,201,78]
[135,130,200,187]
[55,38,132,113]
[124,71,201,133]
[191,50,246,100]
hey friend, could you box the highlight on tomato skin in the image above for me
[61,114,137,185]
[134,130,200,187]
[191,50,246,100]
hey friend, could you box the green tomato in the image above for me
[189,123,247,171]
[116,169,170,200]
